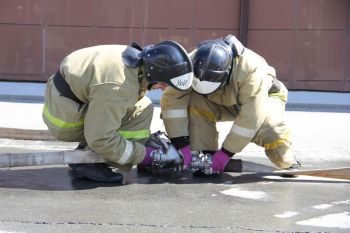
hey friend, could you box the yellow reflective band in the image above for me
[264,132,290,150]
[189,106,216,123]
[43,105,84,129]
[269,91,287,102]
[118,129,150,140]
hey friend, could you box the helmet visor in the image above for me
[192,77,222,95]
[170,72,193,90]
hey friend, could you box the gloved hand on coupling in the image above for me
[138,146,158,169]
[170,136,192,169]
[179,145,192,169]
[211,149,231,173]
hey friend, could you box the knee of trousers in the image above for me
[265,141,295,169]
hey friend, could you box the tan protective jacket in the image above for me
[161,48,280,153]
[49,45,148,164]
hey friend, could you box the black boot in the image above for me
[69,163,123,183]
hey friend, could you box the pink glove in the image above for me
[211,149,231,173]
[138,146,157,168]
[179,145,192,169]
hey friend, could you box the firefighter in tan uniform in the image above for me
[42,41,193,182]
[161,35,300,174]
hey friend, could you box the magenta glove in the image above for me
[211,149,231,173]
[179,145,192,169]
[138,146,157,168]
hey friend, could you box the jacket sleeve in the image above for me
[84,83,145,165]
[160,87,192,138]
[222,69,269,153]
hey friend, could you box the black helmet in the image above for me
[192,40,233,94]
[142,41,193,91]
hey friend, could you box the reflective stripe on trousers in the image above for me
[43,105,84,128]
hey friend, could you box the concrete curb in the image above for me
[0,127,54,141]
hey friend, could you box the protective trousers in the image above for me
[187,92,295,169]
[42,75,154,149]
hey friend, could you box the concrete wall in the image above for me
[0,0,349,92]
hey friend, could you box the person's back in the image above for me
[60,45,140,105]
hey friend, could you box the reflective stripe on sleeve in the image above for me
[117,140,134,164]
[269,91,287,102]
[162,109,188,119]
[231,124,256,138]
[118,129,150,140]
[43,105,84,128]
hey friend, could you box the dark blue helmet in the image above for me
[192,39,233,94]
[142,41,193,91]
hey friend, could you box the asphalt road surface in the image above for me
[0,107,349,233]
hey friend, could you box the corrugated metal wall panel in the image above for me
[0,0,348,91]
[247,0,349,91]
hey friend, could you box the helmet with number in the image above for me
[142,41,193,91]
[191,40,233,95]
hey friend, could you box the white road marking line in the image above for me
[332,200,350,205]
[312,204,333,209]
[296,212,350,229]
[220,188,267,199]
[312,199,350,210]
[260,181,274,185]
[275,211,299,218]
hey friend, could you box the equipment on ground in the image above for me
[273,167,350,180]
[1,131,349,180]
[190,152,214,175]
[145,132,215,175]
[145,131,183,173]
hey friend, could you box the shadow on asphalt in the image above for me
[0,166,349,191]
